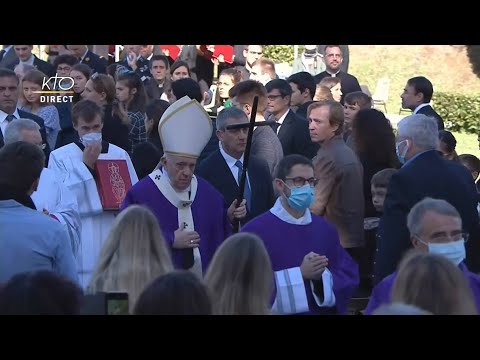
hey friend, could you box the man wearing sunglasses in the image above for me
[242,154,359,315]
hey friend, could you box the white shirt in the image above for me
[219,142,248,186]
[79,48,89,62]
[20,55,35,66]
[275,109,290,134]
[0,108,20,138]
[413,103,431,114]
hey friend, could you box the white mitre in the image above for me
[158,96,213,159]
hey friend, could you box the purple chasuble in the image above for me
[121,175,232,272]
[365,262,480,314]
[242,210,359,314]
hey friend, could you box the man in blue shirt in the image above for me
[0,141,78,284]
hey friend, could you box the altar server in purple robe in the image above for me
[242,154,359,315]
[121,96,246,277]
[365,197,480,315]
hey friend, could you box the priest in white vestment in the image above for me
[48,100,138,288]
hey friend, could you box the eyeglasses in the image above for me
[285,177,318,187]
[57,66,72,72]
[248,51,263,56]
[416,232,470,244]
[267,94,283,101]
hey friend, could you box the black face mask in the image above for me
[0,184,37,210]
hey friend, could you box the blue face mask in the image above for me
[285,184,314,211]
[396,140,409,164]
[428,240,466,266]
[417,237,466,265]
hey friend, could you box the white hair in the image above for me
[397,114,439,150]
[4,118,40,144]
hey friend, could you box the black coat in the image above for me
[416,105,444,130]
[276,109,318,159]
[375,150,480,283]
[196,149,275,225]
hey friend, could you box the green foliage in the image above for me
[263,46,303,65]
[466,45,480,79]
[433,92,480,134]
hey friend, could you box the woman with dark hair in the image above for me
[353,108,400,218]
[133,270,212,315]
[116,72,148,153]
[352,109,400,292]
[130,99,170,179]
[0,270,83,315]
[81,73,130,152]
[438,130,459,161]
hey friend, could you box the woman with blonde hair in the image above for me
[391,251,478,315]
[88,205,173,313]
[313,84,334,102]
[205,233,273,315]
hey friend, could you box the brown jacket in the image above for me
[311,135,364,248]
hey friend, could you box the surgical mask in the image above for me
[285,184,314,211]
[428,239,466,266]
[417,237,466,266]
[396,140,409,164]
[81,132,102,146]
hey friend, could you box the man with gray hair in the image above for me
[4,119,81,259]
[366,197,480,314]
[196,107,274,225]
[374,114,480,284]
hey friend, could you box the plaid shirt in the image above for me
[128,111,147,153]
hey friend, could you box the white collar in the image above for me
[413,103,431,114]
[80,48,89,61]
[219,141,244,168]
[0,108,20,122]
[326,70,340,77]
[276,108,290,126]
[269,197,312,225]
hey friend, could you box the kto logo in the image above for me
[34,74,75,103]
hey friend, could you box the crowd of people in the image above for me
[0,44,479,315]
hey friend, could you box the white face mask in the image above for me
[425,239,466,266]
[81,132,102,146]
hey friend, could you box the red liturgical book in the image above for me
[211,45,234,64]
[95,160,132,210]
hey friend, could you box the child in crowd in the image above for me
[363,168,398,291]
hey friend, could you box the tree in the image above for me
[466,45,480,79]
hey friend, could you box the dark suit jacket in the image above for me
[0,47,18,69]
[196,149,275,224]
[102,104,129,153]
[375,150,480,283]
[277,109,318,159]
[81,50,107,74]
[416,105,444,130]
[295,100,315,120]
[0,110,51,165]
[8,55,55,78]
[116,56,151,81]
[314,71,361,104]
[144,78,165,101]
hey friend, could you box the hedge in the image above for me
[433,92,480,134]
[263,45,304,65]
